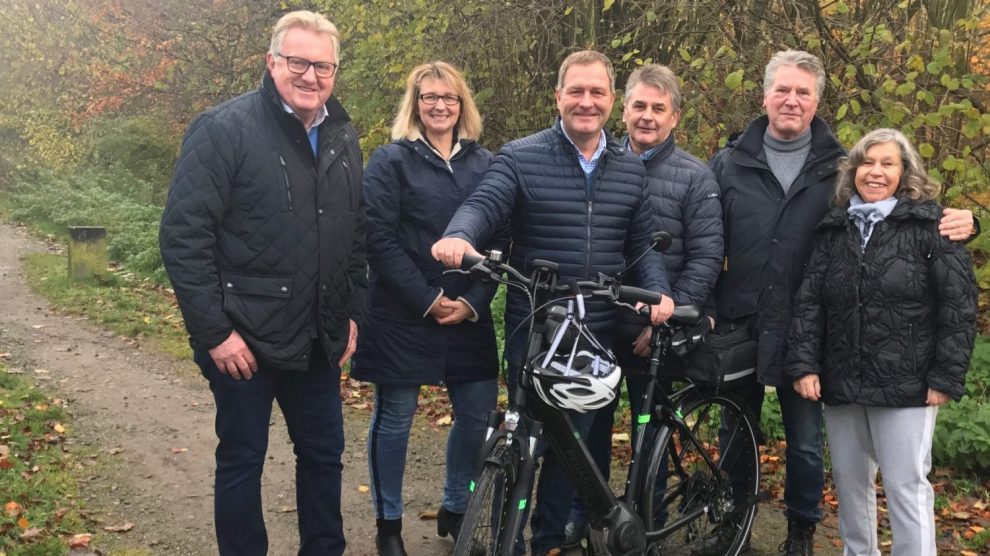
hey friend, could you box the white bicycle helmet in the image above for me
[530,348,621,413]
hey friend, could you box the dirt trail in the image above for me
[0,221,837,555]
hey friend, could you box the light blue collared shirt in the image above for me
[281,101,329,157]
[559,121,606,176]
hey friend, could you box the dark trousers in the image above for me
[196,342,346,556]
[503,330,604,554]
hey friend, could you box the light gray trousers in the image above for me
[824,403,939,556]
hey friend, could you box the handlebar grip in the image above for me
[617,286,662,306]
[460,252,485,270]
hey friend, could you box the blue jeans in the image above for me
[196,343,345,556]
[741,381,824,523]
[367,379,497,519]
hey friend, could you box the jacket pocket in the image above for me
[274,152,293,212]
[220,271,292,345]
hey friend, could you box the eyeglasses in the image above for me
[277,53,338,78]
[419,93,461,106]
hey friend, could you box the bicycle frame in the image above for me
[469,258,717,554]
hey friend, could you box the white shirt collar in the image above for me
[281,101,329,132]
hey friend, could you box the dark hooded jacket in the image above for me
[784,199,977,406]
[709,115,844,385]
[351,138,501,386]
[159,72,366,371]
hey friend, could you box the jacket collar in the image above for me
[819,198,941,229]
[730,115,843,167]
[259,70,350,126]
[623,133,676,166]
[399,137,478,168]
[550,118,627,157]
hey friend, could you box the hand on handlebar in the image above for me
[431,237,480,268]
[649,295,675,325]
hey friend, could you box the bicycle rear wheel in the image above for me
[453,442,517,556]
[640,394,759,556]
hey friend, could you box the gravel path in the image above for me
[0,221,838,555]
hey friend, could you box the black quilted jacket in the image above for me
[159,72,366,371]
[443,123,669,341]
[785,199,977,406]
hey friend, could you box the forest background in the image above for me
[0,0,988,478]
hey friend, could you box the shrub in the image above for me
[932,335,990,474]
[5,164,167,285]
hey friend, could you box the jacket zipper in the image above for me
[279,154,293,211]
[585,201,593,276]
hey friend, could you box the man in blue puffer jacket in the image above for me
[432,50,673,555]
[564,63,724,546]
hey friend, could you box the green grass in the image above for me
[0,364,87,555]
[21,253,190,361]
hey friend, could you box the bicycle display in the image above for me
[448,245,762,556]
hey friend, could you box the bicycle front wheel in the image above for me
[640,394,759,556]
[453,443,517,556]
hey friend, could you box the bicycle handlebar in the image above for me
[457,251,662,307]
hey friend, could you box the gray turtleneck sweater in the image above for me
[764,128,812,194]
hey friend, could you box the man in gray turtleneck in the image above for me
[763,126,811,195]
[709,49,976,556]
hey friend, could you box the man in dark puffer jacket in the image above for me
[432,51,672,555]
[566,63,724,545]
[159,11,364,556]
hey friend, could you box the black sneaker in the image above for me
[437,505,464,541]
[778,519,815,556]
[692,518,751,556]
[561,518,588,549]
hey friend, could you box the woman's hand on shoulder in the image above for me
[793,374,821,401]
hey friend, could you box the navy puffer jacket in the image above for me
[616,135,723,343]
[352,139,502,386]
[785,199,977,406]
[627,135,723,304]
[443,124,669,342]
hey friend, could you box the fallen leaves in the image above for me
[103,522,134,533]
[19,527,42,540]
[5,500,23,517]
[169,447,188,454]
[357,485,370,494]
[68,532,92,547]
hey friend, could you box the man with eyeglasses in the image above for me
[160,10,364,556]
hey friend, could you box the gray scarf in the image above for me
[847,194,898,251]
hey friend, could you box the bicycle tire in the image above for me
[453,443,517,556]
[640,394,759,556]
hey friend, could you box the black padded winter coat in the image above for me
[785,199,977,406]
[159,72,366,371]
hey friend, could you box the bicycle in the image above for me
[450,244,762,556]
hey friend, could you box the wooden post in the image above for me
[67,226,108,281]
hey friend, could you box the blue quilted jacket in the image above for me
[444,124,670,343]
